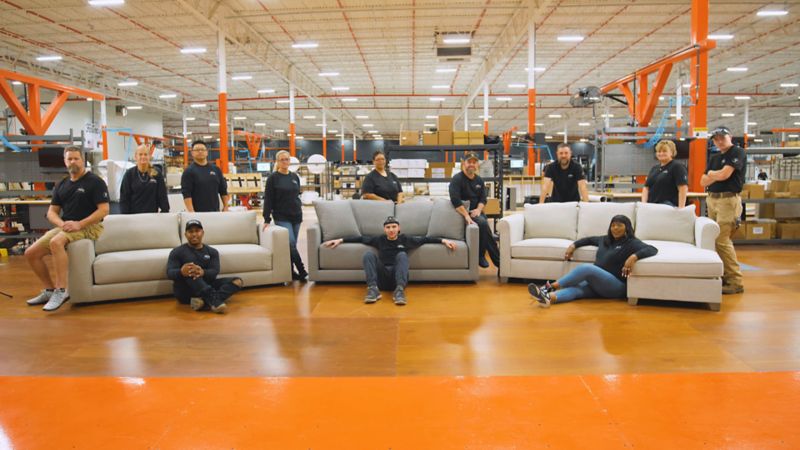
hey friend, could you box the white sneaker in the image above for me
[42,290,70,312]
[190,297,205,311]
[27,289,53,306]
[210,302,227,314]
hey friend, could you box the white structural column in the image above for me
[464,106,469,131]
[100,99,108,159]
[289,84,296,156]
[322,109,327,158]
[743,99,749,146]
[483,82,489,135]
[353,131,357,161]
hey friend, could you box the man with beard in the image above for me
[25,146,109,312]
[540,143,589,203]
[449,152,499,268]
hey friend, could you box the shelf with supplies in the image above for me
[736,181,800,244]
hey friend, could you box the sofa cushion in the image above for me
[635,203,696,245]
[314,200,361,241]
[427,198,466,241]
[215,244,272,273]
[577,202,636,239]
[635,240,722,278]
[95,213,180,255]
[319,243,377,269]
[523,202,578,240]
[93,248,172,285]
[350,200,395,236]
[180,211,258,245]
[396,199,433,236]
[511,238,574,260]
[408,242,468,269]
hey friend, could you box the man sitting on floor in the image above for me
[167,219,243,314]
[322,216,456,306]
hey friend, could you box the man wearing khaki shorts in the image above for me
[24,146,109,311]
[701,126,746,295]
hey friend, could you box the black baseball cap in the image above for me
[383,216,399,226]
[711,126,731,137]
[462,152,480,162]
[185,219,203,230]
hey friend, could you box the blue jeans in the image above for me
[554,264,627,303]
[275,221,304,273]
[363,252,409,291]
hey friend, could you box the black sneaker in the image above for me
[364,286,381,304]
[393,287,407,306]
[478,256,490,268]
[527,283,551,308]
[292,271,308,281]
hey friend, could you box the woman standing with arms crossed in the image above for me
[361,150,404,203]
[641,140,689,208]
[120,144,170,214]
[262,150,307,281]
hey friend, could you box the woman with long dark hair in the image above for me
[361,150,404,203]
[528,215,657,307]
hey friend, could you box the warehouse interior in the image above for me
[1,0,799,447]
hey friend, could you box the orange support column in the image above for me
[688,0,709,198]
[219,92,229,173]
[183,137,189,167]
[528,88,536,175]
[289,123,296,157]
[322,135,327,159]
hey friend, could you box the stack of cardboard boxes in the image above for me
[739,180,800,240]
[401,115,485,146]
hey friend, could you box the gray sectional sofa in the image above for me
[307,198,479,282]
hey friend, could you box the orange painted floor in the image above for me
[1,372,799,449]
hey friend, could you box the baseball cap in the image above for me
[462,152,480,162]
[185,219,203,230]
[383,216,399,226]
[711,126,731,137]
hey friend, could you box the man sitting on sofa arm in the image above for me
[167,219,243,314]
[322,216,457,306]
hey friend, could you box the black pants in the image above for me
[173,276,242,306]
[363,252,408,291]
[473,213,500,266]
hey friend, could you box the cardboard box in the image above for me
[777,221,800,239]
[483,198,501,215]
[746,219,776,240]
[790,180,800,197]
[454,131,469,140]
[437,115,454,131]
[400,131,420,146]
[742,183,765,199]
[425,162,455,179]
[768,179,791,192]
[422,131,438,146]
[732,223,746,240]
[454,138,470,145]
[438,131,454,145]
[469,131,484,145]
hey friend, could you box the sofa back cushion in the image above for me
[314,200,361,241]
[95,213,181,255]
[350,200,396,236]
[180,211,258,245]
[523,202,578,240]
[427,198,466,240]
[577,202,636,239]
[395,199,433,236]
[635,202,696,245]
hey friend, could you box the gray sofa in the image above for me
[67,211,292,303]
[307,198,479,282]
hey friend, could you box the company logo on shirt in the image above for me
[398,244,405,249]
[76,187,85,194]
[568,174,574,178]
[203,254,210,260]
[292,179,299,185]
[732,158,738,163]
[103,192,108,198]
[475,184,482,190]
[209,171,217,176]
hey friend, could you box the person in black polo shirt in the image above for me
[361,150,404,203]
[449,152,499,268]
[701,126,746,295]
[642,140,689,208]
[167,219,243,314]
[181,141,229,212]
[262,150,307,281]
[120,144,170,214]
[25,146,109,312]
[540,143,588,203]
[322,216,456,305]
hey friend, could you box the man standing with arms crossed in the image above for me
[540,143,589,203]
[181,141,230,212]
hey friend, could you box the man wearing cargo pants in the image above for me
[701,126,745,295]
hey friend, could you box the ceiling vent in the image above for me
[435,31,473,63]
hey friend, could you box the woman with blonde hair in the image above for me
[641,139,689,208]
[120,144,170,213]
[262,150,307,281]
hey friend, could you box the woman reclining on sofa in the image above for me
[527,215,657,308]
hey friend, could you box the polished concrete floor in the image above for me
[1,222,799,447]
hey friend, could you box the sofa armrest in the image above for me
[306,222,323,279]
[498,214,525,278]
[67,239,96,303]
[259,223,291,282]
[695,216,720,251]
[466,222,479,279]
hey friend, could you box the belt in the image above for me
[708,192,738,198]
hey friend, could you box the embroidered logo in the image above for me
[77,188,85,193]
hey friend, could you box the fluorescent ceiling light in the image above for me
[795,122,800,126]
[578,122,591,126]
[341,98,358,102]
[11,81,23,86]
[368,130,379,134]
[726,67,748,72]
[516,131,526,135]
[274,129,285,133]
[756,10,788,16]
[557,35,584,42]
[508,84,526,88]
[496,97,512,101]
[86,98,93,102]
[780,83,799,88]
[126,105,142,110]
[721,113,735,117]
[432,85,450,89]
[580,138,588,142]
[292,42,318,49]
[709,34,734,40]
[254,123,266,126]
[789,134,799,138]
[303,115,316,119]
[257,89,275,94]
[232,75,252,81]
[190,103,207,108]
[424,123,435,127]
[442,35,470,44]
[790,112,800,117]
[362,123,374,127]
[318,72,339,77]
[180,47,206,54]
[233,116,247,120]
[548,114,562,118]
[429,97,445,102]
[203,135,213,139]
[159,93,177,99]
[734,96,751,100]
[753,139,764,142]
[534,122,544,126]
[36,55,62,62]
[479,115,491,119]
[682,83,691,88]
[185,132,192,135]
[470,123,482,127]
[601,114,614,118]
[331,86,350,91]
[296,136,304,140]
[525,67,546,72]
[659,96,665,101]
[436,68,457,73]
[545,135,553,139]
[185,117,196,121]
[276,99,290,104]
[315,124,325,127]
[556,132,566,135]
[88,0,124,6]
[117,80,138,87]
[747,122,757,126]
[425,115,438,119]
[355,115,369,119]
[209,122,219,127]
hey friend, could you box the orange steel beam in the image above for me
[0,69,104,100]
[219,92,229,173]
[639,64,673,126]
[688,0,709,203]
[772,128,800,133]
[618,83,636,118]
